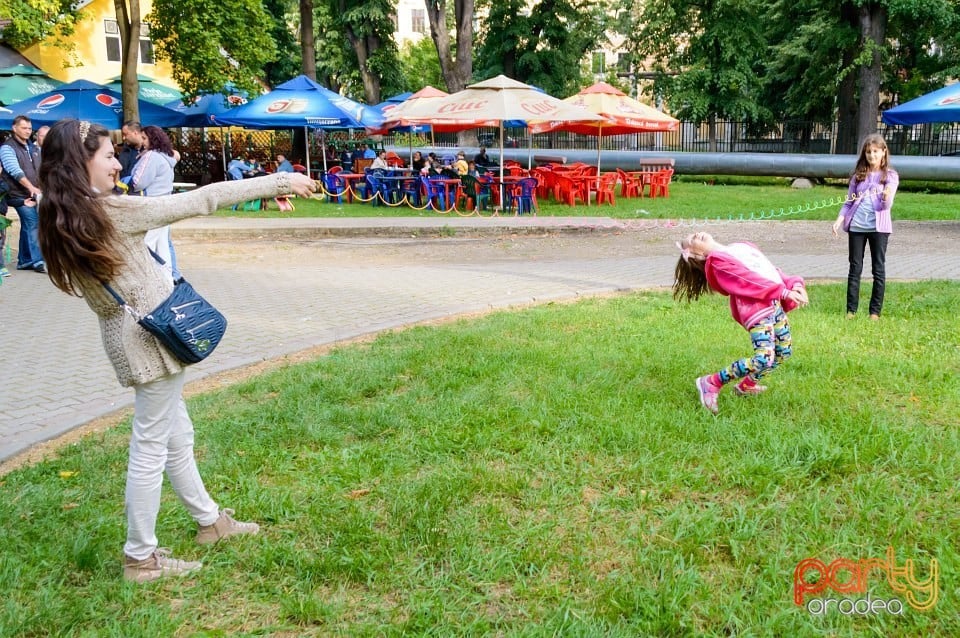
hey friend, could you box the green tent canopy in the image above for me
[105,73,182,105]
[0,64,63,107]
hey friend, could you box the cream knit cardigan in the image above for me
[70,173,292,387]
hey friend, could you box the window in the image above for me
[139,39,154,64]
[139,23,154,64]
[412,9,425,34]
[104,19,155,64]
[591,52,606,75]
[104,19,120,62]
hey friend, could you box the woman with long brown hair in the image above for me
[38,119,316,582]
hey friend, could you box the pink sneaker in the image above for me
[733,378,767,396]
[696,376,720,414]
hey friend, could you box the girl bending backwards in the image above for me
[673,232,809,414]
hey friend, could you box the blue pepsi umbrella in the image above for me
[216,75,383,130]
[164,92,247,128]
[882,83,960,125]
[0,79,185,128]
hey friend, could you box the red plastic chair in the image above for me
[553,174,587,207]
[649,168,674,198]
[596,173,618,206]
[616,168,641,198]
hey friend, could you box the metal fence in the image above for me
[168,119,960,183]
[169,128,371,184]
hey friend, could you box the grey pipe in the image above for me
[402,146,960,181]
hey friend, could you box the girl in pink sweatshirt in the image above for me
[673,232,809,414]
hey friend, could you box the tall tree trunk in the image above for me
[425,0,475,144]
[708,114,717,152]
[300,0,316,80]
[856,3,886,148]
[343,24,382,104]
[835,3,859,154]
[114,0,141,123]
[425,0,473,93]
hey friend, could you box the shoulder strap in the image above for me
[101,248,166,315]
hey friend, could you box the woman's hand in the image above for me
[286,173,318,198]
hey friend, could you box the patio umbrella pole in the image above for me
[220,127,228,177]
[527,128,533,170]
[304,126,312,179]
[500,121,506,212]
[321,129,328,173]
[596,122,603,193]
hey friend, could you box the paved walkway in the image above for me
[2,216,959,464]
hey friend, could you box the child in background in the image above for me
[454,151,469,176]
[832,134,898,320]
[673,232,808,414]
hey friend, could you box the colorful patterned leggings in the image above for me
[716,306,792,385]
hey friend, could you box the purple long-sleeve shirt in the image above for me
[837,169,898,234]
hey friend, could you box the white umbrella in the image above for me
[399,75,603,204]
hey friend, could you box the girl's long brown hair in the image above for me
[853,133,891,184]
[672,255,710,302]
[38,119,124,296]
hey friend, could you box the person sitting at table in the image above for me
[342,147,355,166]
[370,150,389,170]
[362,143,377,159]
[454,151,469,176]
[411,151,425,173]
[243,158,267,178]
[475,146,493,167]
[350,145,364,165]
[227,157,251,180]
[466,160,480,178]
[275,154,294,173]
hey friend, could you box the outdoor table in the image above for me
[335,172,366,203]
[486,175,524,209]
[433,178,462,210]
[379,175,420,205]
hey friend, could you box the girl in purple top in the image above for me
[833,134,899,320]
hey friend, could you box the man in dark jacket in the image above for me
[118,121,144,181]
[0,115,45,272]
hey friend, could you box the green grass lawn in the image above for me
[2,282,958,636]
[218,177,960,222]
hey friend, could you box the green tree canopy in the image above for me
[623,0,770,125]
[148,0,277,99]
[474,0,606,96]
[0,0,80,50]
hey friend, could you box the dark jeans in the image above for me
[11,202,43,269]
[846,231,889,316]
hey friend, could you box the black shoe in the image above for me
[33,261,46,274]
